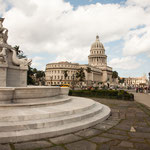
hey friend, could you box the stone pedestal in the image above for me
[0,65,7,87]
[0,49,28,87]
[7,67,27,87]
[0,65,28,87]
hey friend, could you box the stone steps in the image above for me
[0,102,103,132]
[0,104,110,143]
[0,97,96,122]
[0,97,111,143]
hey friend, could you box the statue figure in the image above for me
[0,18,32,87]
[0,18,8,44]
[0,18,32,67]
[0,47,7,62]
[10,48,32,67]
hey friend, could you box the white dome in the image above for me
[91,35,104,49]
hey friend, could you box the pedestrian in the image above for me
[136,87,138,93]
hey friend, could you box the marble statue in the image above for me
[11,48,32,66]
[0,18,8,44]
[0,18,32,87]
[0,18,31,67]
[0,47,7,62]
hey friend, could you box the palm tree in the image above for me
[13,45,26,59]
[76,67,85,82]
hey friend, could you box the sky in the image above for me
[0,0,150,78]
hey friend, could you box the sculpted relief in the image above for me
[0,18,8,44]
[0,18,32,66]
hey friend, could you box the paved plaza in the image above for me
[1,95,150,150]
[133,92,150,108]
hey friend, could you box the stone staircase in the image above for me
[0,96,111,143]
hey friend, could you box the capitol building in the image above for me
[45,36,113,86]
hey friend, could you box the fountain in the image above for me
[0,18,111,143]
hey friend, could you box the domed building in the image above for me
[89,35,107,67]
[88,35,112,82]
[45,36,112,86]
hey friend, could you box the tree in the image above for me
[13,46,45,85]
[86,67,91,73]
[27,66,35,85]
[118,77,125,84]
[63,70,68,80]
[27,67,45,85]
[76,67,85,82]
[36,71,45,79]
[112,71,118,79]
[13,45,26,59]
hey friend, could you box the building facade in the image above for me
[45,36,112,86]
[123,75,148,87]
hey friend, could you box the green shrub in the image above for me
[68,89,134,101]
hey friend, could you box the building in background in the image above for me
[45,36,112,86]
[123,75,148,87]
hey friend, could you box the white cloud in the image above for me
[0,0,7,16]
[54,46,89,63]
[31,56,44,69]
[126,0,150,9]
[123,26,150,56]
[0,0,150,72]
[108,56,141,70]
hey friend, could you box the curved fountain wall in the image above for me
[0,86,68,103]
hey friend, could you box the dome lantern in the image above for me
[96,35,99,41]
[88,35,107,68]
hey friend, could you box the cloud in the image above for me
[0,0,150,73]
[108,56,141,70]
[0,0,7,16]
[126,0,150,9]
[31,56,44,69]
[123,26,150,56]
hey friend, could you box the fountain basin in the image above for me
[0,86,69,104]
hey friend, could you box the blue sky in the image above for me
[1,0,150,78]
[65,0,126,7]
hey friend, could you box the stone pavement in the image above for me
[1,98,150,150]
[133,92,150,108]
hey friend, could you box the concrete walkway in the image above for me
[1,98,150,150]
[131,91,150,108]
